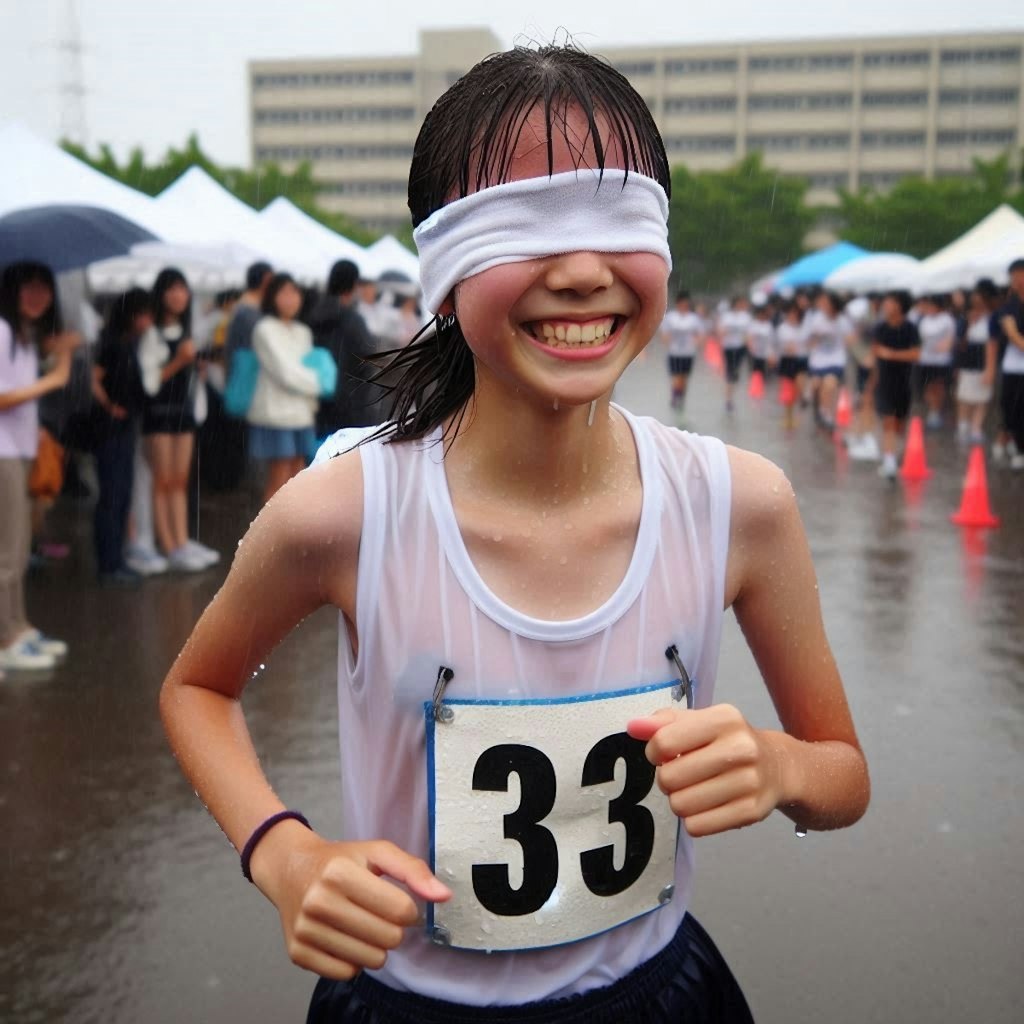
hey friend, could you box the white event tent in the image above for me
[258,197,368,268]
[894,204,1024,294]
[364,234,420,282]
[824,253,921,293]
[154,168,324,284]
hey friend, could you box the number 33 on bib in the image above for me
[425,680,685,952]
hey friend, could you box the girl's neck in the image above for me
[443,376,633,505]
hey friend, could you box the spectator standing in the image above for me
[997,258,1024,469]
[0,262,78,671]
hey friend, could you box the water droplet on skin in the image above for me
[582,497,590,506]
[795,826,808,838]
[564,522,573,530]
[493,534,503,542]
[552,398,559,411]
[559,556,568,565]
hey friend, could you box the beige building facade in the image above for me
[250,28,1024,233]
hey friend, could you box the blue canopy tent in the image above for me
[775,242,870,289]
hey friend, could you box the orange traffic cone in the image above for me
[748,370,765,399]
[951,446,1000,527]
[704,338,723,374]
[899,416,932,481]
[835,388,852,429]
[779,377,797,406]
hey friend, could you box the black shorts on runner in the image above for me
[779,355,802,380]
[723,347,746,383]
[917,364,953,390]
[750,356,767,376]
[875,365,913,420]
[667,355,694,377]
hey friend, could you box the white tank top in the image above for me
[318,407,732,1005]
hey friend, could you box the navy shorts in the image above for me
[723,347,746,383]
[668,355,694,376]
[306,913,753,1024]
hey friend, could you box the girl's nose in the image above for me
[543,251,614,296]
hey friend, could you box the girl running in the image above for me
[0,262,78,671]
[716,296,751,412]
[805,292,854,430]
[776,299,809,431]
[745,302,776,380]
[160,45,869,1024]
[658,290,703,420]
[873,292,922,478]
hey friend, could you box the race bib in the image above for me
[425,680,684,952]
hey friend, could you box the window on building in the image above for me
[748,92,852,110]
[861,91,928,107]
[614,61,657,76]
[320,180,408,196]
[664,58,738,75]
[255,144,415,163]
[664,135,736,153]
[253,69,415,89]
[806,172,850,190]
[940,47,1021,65]
[254,106,417,124]
[937,129,1017,146]
[860,171,907,190]
[860,131,927,148]
[664,95,737,113]
[748,133,850,152]
[749,53,853,72]
[863,50,931,67]
[940,88,1019,105]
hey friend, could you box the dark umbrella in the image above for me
[0,204,158,273]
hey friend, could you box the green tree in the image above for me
[836,153,1024,258]
[62,135,379,246]
[668,153,815,293]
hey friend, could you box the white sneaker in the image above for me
[184,539,221,567]
[125,545,169,576]
[878,454,898,478]
[20,628,67,659]
[1011,454,1024,470]
[957,422,970,444]
[168,546,209,573]
[0,637,57,671]
[992,442,1007,461]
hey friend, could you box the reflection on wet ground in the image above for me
[1,353,1021,1023]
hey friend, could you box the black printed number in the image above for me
[471,744,559,916]
[579,733,656,896]
[470,733,656,916]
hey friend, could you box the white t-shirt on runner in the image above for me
[661,309,704,357]
[805,310,851,371]
[746,320,776,360]
[917,312,956,367]
[776,321,808,357]
[718,310,752,351]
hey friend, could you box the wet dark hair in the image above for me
[0,261,62,348]
[246,261,273,291]
[676,290,691,303]
[151,267,192,336]
[975,278,1001,301]
[883,290,912,315]
[371,43,671,447]
[261,272,300,317]
[818,291,844,316]
[101,288,153,345]
[327,259,359,296]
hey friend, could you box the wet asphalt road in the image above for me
[1,350,1022,1024]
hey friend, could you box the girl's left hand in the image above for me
[627,705,786,838]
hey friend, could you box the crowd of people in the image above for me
[659,260,1024,478]
[0,254,423,673]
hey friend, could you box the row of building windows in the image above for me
[610,46,1022,77]
[663,129,1017,155]
[319,180,408,196]
[254,106,416,124]
[659,87,1019,117]
[253,70,414,89]
[255,143,415,163]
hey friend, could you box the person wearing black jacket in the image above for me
[306,260,386,434]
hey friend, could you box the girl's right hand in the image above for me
[251,825,452,981]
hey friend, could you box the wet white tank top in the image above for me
[320,407,732,1004]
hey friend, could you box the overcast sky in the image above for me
[2,0,1022,166]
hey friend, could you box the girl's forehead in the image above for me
[485,103,633,186]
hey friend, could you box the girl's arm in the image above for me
[91,365,127,419]
[159,455,448,981]
[630,448,869,836]
[0,351,72,411]
[984,339,997,385]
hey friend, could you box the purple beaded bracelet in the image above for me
[240,810,311,883]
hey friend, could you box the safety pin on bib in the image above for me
[432,665,455,723]
[664,645,693,710]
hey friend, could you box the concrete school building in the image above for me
[249,27,1024,234]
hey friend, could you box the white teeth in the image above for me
[581,324,596,343]
[530,318,617,348]
[555,325,566,341]
[542,323,555,339]
[566,324,582,344]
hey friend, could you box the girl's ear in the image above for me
[437,297,455,318]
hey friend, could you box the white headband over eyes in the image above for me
[412,168,672,314]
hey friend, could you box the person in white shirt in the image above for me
[805,292,855,430]
[745,303,776,378]
[716,296,752,411]
[956,288,998,444]
[915,295,956,430]
[776,300,809,431]
[248,273,323,505]
[659,290,704,418]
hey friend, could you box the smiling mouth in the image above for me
[522,315,624,350]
